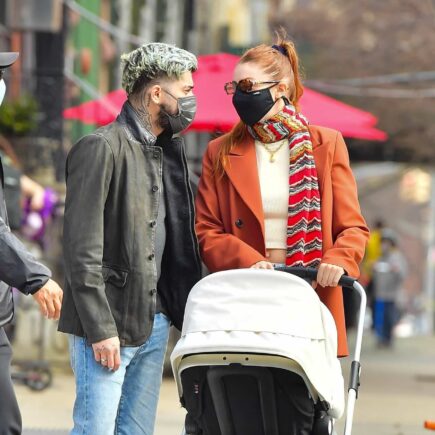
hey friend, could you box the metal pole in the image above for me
[117,0,132,53]
[424,169,435,334]
[344,281,366,435]
[162,0,184,45]
[141,0,157,43]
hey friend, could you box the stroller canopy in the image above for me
[182,269,327,338]
[171,269,345,418]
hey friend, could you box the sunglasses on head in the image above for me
[224,79,280,95]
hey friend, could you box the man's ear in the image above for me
[149,84,162,105]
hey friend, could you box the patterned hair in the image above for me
[121,42,198,95]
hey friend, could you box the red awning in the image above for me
[64,53,387,141]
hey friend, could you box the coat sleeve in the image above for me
[0,216,51,294]
[321,132,370,278]
[195,145,266,272]
[63,134,118,343]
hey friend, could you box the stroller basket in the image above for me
[182,364,324,435]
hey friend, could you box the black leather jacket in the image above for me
[58,102,202,346]
[0,158,51,327]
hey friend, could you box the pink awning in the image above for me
[64,53,387,141]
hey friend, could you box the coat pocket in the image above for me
[102,265,129,288]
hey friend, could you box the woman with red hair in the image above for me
[195,33,369,359]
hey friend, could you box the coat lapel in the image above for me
[309,126,327,191]
[224,134,265,236]
[222,126,326,241]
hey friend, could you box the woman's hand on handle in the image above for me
[314,263,345,288]
[251,261,275,270]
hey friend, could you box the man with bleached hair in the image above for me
[58,43,201,435]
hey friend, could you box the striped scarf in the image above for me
[249,103,323,267]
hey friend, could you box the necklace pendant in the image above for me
[269,154,275,163]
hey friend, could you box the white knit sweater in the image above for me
[255,139,289,249]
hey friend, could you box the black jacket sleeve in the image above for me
[63,134,118,343]
[0,216,51,294]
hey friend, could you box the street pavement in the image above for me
[336,332,435,435]
[15,332,435,435]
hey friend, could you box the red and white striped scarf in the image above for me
[249,104,323,267]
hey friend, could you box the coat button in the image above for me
[148,253,155,260]
[153,152,160,159]
[152,185,159,192]
[149,288,157,295]
[235,219,244,228]
[150,220,157,228]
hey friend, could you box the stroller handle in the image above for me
[275,265,366,435]
[274,266,357,288]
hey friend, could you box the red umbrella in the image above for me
[64,88,125,127]
[64,53,387,141]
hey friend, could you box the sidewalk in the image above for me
[336,332,435,435]
[16,332,435,434]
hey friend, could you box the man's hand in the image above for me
[32,279,63,320]
[314,263,345,288]
[92,337,121,371]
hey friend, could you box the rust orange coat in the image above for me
[195,125,370,357]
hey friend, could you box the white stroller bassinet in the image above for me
[171,268,366,435]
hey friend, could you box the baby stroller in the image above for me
[171,267,366,435]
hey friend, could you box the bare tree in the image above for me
[269,0,435,162]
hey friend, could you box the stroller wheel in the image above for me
[25,367,53,391]
[312,410,333,435]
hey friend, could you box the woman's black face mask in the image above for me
[232,84,279,126]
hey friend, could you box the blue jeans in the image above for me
[68,313,170,435]
[374,300,397,345]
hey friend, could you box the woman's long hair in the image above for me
[214,30,304,177]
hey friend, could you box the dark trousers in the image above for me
[382,301,398,344]
[0,327,22,435]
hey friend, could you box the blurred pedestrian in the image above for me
[0,52,63,435]
[372,228,407,347]
[0,134,46,230]
[58,43,201,435]
[0,133,54,343]
[362,219,385,328]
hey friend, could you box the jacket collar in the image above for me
[225,132,265,242]
[117,101,157,147]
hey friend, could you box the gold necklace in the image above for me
[260,140,286,163]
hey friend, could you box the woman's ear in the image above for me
[276,82,290,100]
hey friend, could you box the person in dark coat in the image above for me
[0,52,63,435]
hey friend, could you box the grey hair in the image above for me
[121,42,198,95]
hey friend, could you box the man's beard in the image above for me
[158,98,183,132]
[157,102,175,131]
